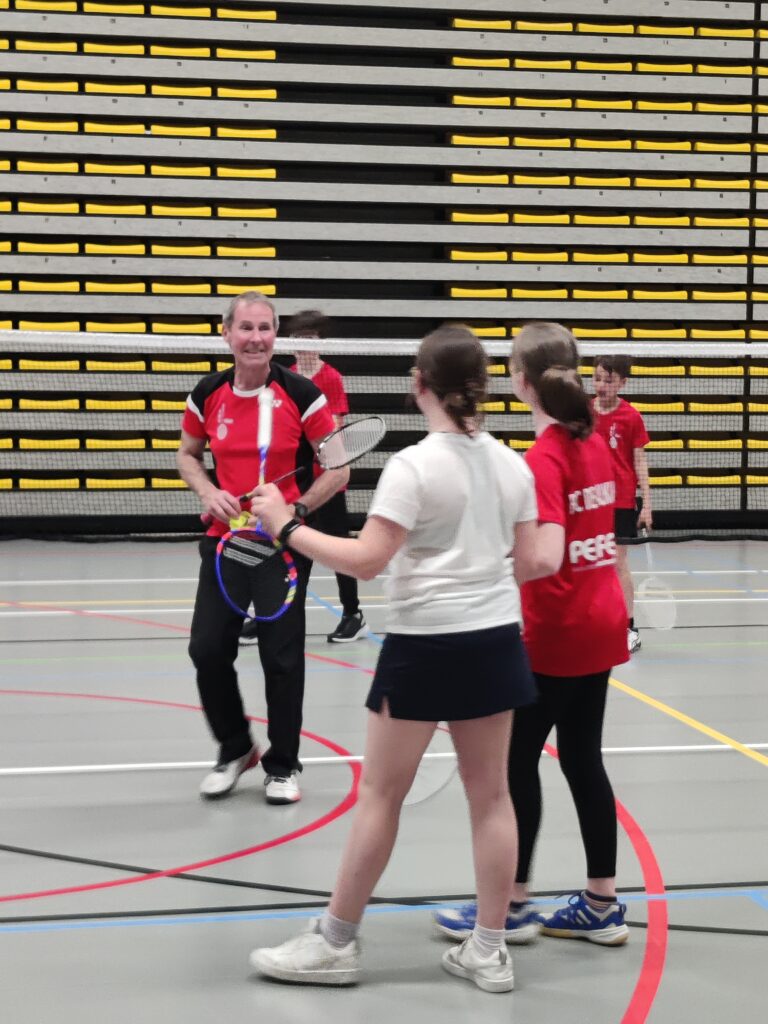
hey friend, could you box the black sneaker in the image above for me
[327,612,366,643]
[239,619,259,647]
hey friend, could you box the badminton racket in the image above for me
[635,529,677,630]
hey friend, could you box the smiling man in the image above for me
[177,292,349,805]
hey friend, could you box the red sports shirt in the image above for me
[289,361,349,419]
[181,363,335,537]
[521,424,628,677]
[592,398,650,510]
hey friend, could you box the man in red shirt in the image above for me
[177,292,349,806]
[592,355,652,654]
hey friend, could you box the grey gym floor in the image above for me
[0,538,765,1024]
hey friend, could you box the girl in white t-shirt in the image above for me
[248,325,540,993]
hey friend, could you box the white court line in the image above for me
[2,743,767,777]
[0,575,384,587]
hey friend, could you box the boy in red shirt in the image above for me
[592,355,652,653]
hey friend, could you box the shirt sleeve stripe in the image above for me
[301,393,328,422]
[186,395,204,422]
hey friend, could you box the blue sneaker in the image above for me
[539,893,629,946]
[433,902,541,944]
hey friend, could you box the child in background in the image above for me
[592,355,652,654]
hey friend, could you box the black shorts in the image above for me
[365,623,537,722]
[614,506,638,543]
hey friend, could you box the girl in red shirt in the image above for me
[435,321,630,947]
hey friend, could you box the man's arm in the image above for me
[296,461,350,514]
[634,447,653,530]
[176,429,242,523]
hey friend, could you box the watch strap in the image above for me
[278,517,304,548]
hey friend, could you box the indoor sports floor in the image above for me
[1,538,766,1024]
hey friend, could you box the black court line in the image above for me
[628,922,767,938]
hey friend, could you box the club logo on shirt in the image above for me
[569,532,617,570]
[216,404,234,440]
[568,480,615,514]
[609,423,620,450]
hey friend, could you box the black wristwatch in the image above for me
[292,501,309,520]
[278,517,304,548]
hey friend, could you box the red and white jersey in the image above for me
[289,361,349,419]
[592,398,650,510]
[521,424,628,677]
[181,362,335,537]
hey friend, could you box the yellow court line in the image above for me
[610,676,768,769]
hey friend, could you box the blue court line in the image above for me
[0,888,765,936]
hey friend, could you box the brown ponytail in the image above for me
[416,324,487,434]
[511,322,593,440]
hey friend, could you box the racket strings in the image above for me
[319,417,386,469]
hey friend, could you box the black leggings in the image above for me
[508,670,617,883]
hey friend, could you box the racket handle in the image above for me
[199,465,305,526]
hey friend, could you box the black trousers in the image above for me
[188,536,312,776]
[508,670,617,883]
[312,490,360,616]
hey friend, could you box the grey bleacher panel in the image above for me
[647,452,743,469]
[0,492,203,519]
[651,488,742,511]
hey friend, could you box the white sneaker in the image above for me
[249,918,361,986]
[264,771,301,804]
[199,746,260,798]
[441,937,514,993]
[628,627,641,654]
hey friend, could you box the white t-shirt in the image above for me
[368,431,537,635]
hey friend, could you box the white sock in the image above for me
[319,910,359,949]
[470,923,505,959]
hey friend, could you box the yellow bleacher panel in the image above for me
[646,439,684,448]
[575,138,631,150]
[633,289,688,300]
[86,439,146,450]
[698,64,752,75]
[0,120,9,131]
[511,288,568,299]
[750,401,768,412]
[85,281,146,293]
[84,122,145,135]
[19,242,79,254]
[17,79,78,93]
[693,253,748,265]
[749,437,768,446]
[573,288,628,299]
[692,290,747,301]
[452,18,512,30]
[573,252,629,262]
[690,328,746,339]
[84,42,145,54]
[695,215,750,227]
[488,364,506,374]
[516,20,573,32]
[687,475,740,485]
[19,358,80,370]
[0,399,10,410]
[151,361,209,373]
[16,39,78,52]
[636,62,693,74]
[479,401,505,412]
[515,58,572,70]
[217,283,276,295]
[18,159,79,173]
[151,124,211,137]
[217,206,276,219]
[217,87,277,99]
[700,26,753,39]
[515,136,571,148]
[216,47,276,59]
[19,438,80,450]
[515,174,570,185]
[18,118,79,132]
[635,214,690,226]
[84,3,146,12]
[452,57,511,69]
[152,203,212,217]
[86,398,146,411]
[451,211,509,224]
[20,280,79,292]
[151,478,188,488]
[696,140,751,153]
[577,22,634,34]
[573,214,630,225]
[17,1,77,9]
[752,291,768,301]
[632,401,685,412]
[87,478,146,489]
[470,327,506,338]
[574,175,630,187]
[697,102,752,114]
[634,249,688,262]
[576,60,632,71]
[151,4,211,14]
[0,241,8,250]
[636,139,691,151]
[690,365,744,377]
[216,245,276,257]
[217,126,277,139]
[218,7,277,18]
[0,280,10,291]
[153,322,212,333]
[151,164,211,177]
[152,438,180,449]
[450,250,508,262]
[19,397,80,410]
[508,402,530,412]
[217,166,277,179]
[636,100,692,112]
[689,402,743,413]
[649,476,683,486]
[512,251,568,262]
[576,99,633,110]
[754,217,768,227]
[454,95,511,107]
[633,365,685,376]
[695,178,750,189]
[514,97,572,109]
[151,84,213,98]
[632,327,687,338]
[19,320,80,331]
[635,177,691,188]
[86,358,147,370]
[451,135,509,147]
[151,281,211,294]
[513,213,570,224]
[85,161,145,174]
[86,201,147,215]
[751,329,768,339]
[450,287,507,298]
[151,399,187,410]
[508,440,534,450]
[85,243,146,255]
[747,475,768,484]
[20,478,80,489]
[152,243,211,256]
[639,23,694,36]
[148,45,210,57]
[452,173,510,185]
